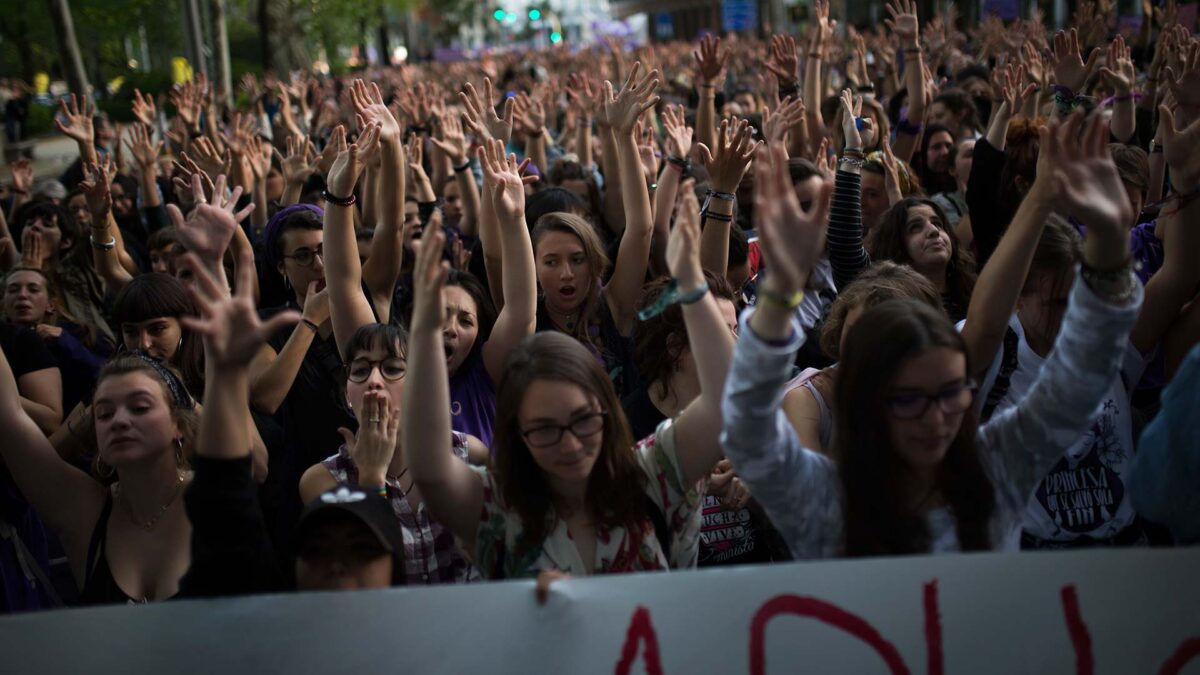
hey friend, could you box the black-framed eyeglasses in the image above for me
[345,357,406,383]
[521,411,607,448]
[282,244,324,267]
[885,381,976,420]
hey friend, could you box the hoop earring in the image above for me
[93,455,115,480]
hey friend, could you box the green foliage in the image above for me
[24,103,57,137]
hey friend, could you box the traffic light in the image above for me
[550,31,562,43]
[528,8,541,20]
[493,8,505,20]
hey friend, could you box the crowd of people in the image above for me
[0,0,1198,612]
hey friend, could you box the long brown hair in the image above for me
[492,332,648,557]
[531,212,612,352]
[819,262,942,360]
[835,299,995,556]
[867,198,976,321]
[3,266,98,348]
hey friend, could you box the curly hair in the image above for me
[867,198,977,321]
[632,271,735,401]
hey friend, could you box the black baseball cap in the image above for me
[295,486,404,558]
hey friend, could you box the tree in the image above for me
[45,0,90,94]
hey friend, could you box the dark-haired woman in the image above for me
[10,199,114,343]
[3,266,114,412]
[406,170,734,580]
[721,115,1145,559]
[0,348,198,603]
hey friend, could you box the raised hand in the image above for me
[181,248,299,368]
[1048,28,1101,92]
[325,122,382,197]
[349,79,402,142]
[431,110,469,165]
[10,158,33,196]
[1099,35,1135,95]
[809,0,837,59]
[762,96,806,146]
[405,132,428,183]
[55,94,95,145]
[459,78,515,145]
[170,81,202,128]
[246,135,273,183]
[187,136,230,182]
[1046,111,1132,236]
[603,62,661,135]
[273,134,316,186]
[513,91,547,138]
[124,123,164,170]
[884,0,920,49]
[479,138,529,224]
[409,225,449,334]
[661,103,694,159]
[692,35,729,87]
[996,63,1037,117]
[566,72,599,118]
[1163,41,1200,120]
[753,143,833,296]
[838,89,872,150]
[131,88,158,128]
[764,34,799,83]
[1159,104,1200,193]
[78,162,113,219]
[697,118,759,193]
[176,173,253,266]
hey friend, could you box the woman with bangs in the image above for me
[0,349,199,604]
[3,266,114,412]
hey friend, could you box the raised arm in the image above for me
[601,62,661,335]
[1099,35,1137,143]
[961,114,1069,379]
[352,80,407,320]
[321,123,383,355]
[479,140,538,384]
[664,185,738,486]
[0,333,105,562]
[431,111,480,238]
[1047,29,1101,120]
[653,104,693,276]
[81,164,135,295]
[826,90,874,290]
[721,143,839,559]
[276,135,316,207]
[697,119,757,279]
[1128,107,1200,356]
[405,228,484,547]
[460,78,515,311]
[692,35,727,156]
[981,109,1142,499]
[802,0,836,153]
[55,94,99,167]
[886,0,924,162]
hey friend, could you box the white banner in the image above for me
[1,548,1198,674]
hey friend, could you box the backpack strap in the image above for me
[641,494,672,565]
[0,519,64,608]
[981,327,1020,421]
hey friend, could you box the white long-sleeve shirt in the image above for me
[719,272,1143,559]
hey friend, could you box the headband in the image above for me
[128,351,195,410]
[261,203,324,268]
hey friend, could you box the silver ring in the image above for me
[368,417,381,424]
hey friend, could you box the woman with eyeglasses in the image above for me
[404,161,736,584]
[721,114,1145,558]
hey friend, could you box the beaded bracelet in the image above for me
[322,189,356,207]
[759,287,805,310]
[637,279,710,320]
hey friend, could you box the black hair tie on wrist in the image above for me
[322,189,356,207]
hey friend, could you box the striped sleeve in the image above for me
[827,169,870,291]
